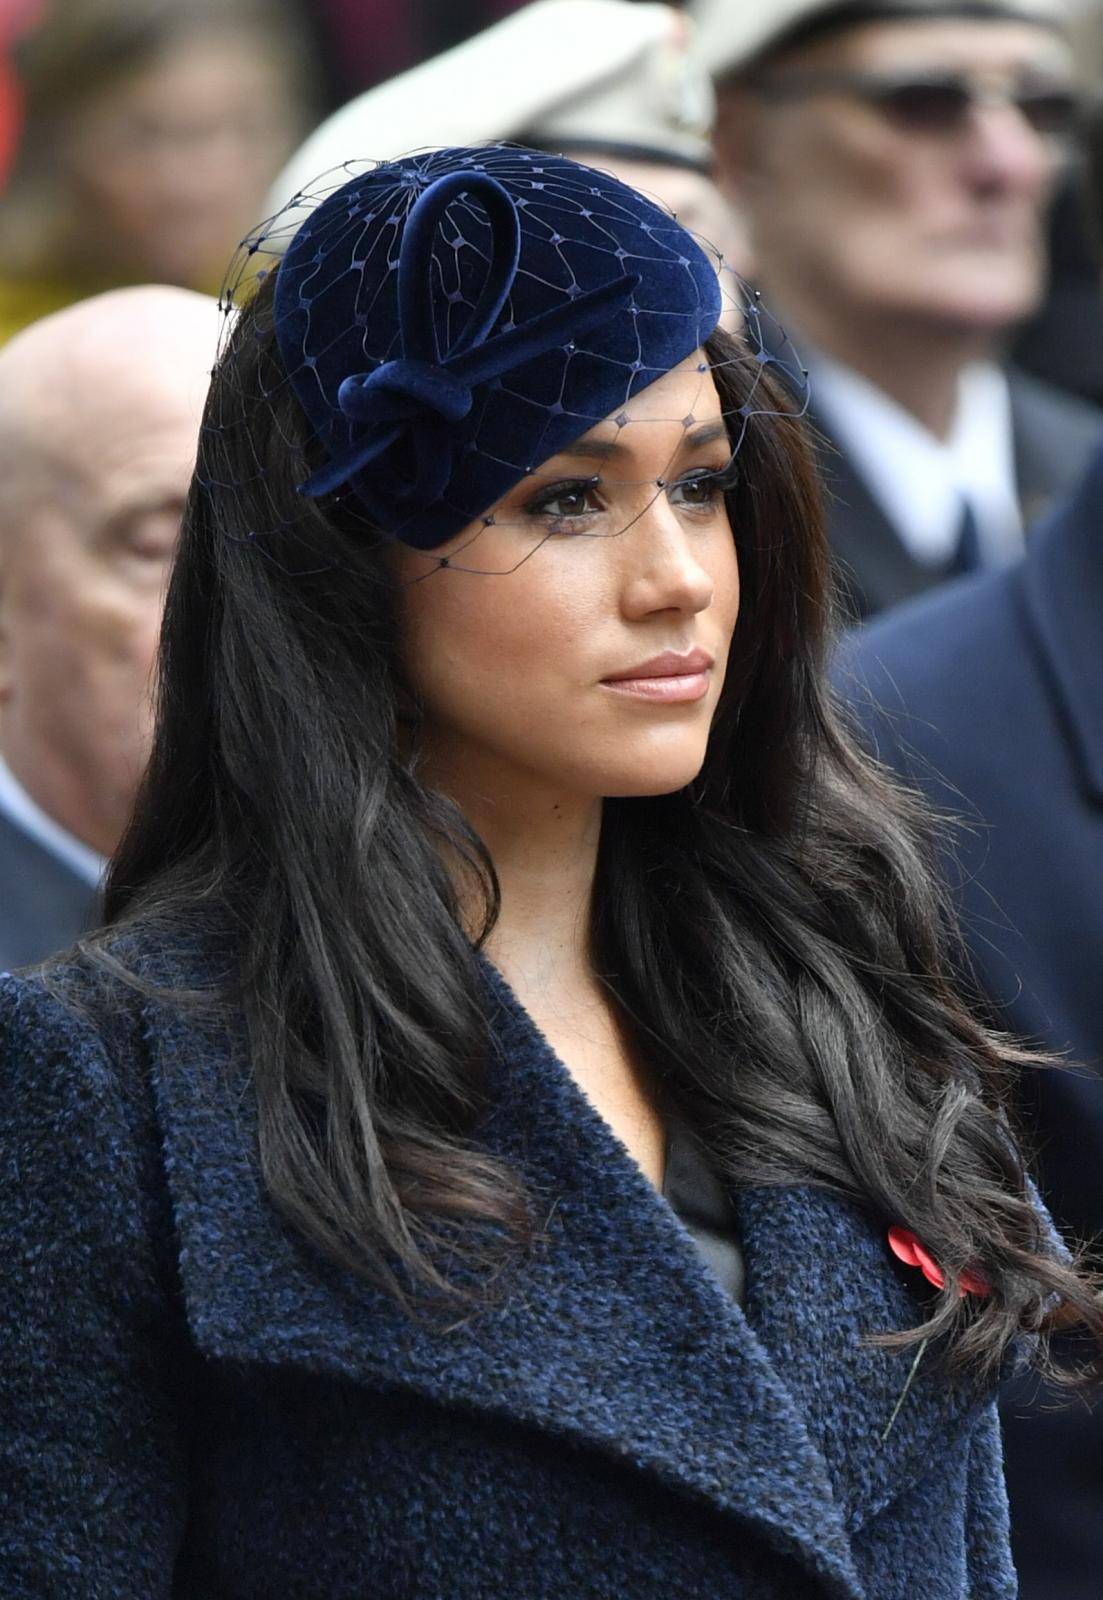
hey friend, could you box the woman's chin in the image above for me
[596,754,710,800]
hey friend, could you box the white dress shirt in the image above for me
[808,356,1024,569]
[0,754,107,890]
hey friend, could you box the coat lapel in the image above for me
[1018,448,1103,805]
[735,1183,996,1535]
[1009,368,1103,532]
[145,956,994,1597]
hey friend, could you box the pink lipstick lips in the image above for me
[600,647,714,704]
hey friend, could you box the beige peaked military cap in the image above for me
[690,0,1071,81]
[266,0,714,224]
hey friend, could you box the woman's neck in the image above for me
[481,799,602,997]
[421,743,603,996]
[416,748,669,1190]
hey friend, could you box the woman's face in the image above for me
[392,353,740,804]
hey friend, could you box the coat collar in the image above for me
[1018,444,1103,805]
[145,952,995,1599]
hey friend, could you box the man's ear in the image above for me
[710,82,763,208]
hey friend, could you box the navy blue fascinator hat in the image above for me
[269,145,723,551]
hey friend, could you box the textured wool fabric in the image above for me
[271,145,722,549]
[0,935,1028,1598]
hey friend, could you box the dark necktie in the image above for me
[946,497,983,578]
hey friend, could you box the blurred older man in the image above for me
[694,0,1102,617]
[0,286,215,968]
[834,84,1103,1596]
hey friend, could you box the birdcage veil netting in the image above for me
[202,144,808,577]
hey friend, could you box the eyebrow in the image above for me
[554,419,729,462]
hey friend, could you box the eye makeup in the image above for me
[520,461,737,532]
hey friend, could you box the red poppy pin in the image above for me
[880,1226,991,1445]
[887,1226,991,1298]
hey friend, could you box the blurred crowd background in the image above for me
[0,1,1100,1597]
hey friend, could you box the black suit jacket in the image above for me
[0,808,100,971]
[835,449,1103,1600]
[810,366,1103,621]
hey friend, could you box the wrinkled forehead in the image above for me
[0,370,198,544]
[17,436,192,553]
[47,369,201,500]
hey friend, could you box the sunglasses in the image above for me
[751,69,1078,138]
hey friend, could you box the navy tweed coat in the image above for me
[0,938,1024,1599]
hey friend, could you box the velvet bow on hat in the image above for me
[272,145,722,551]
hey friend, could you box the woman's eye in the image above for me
[543,490,591,520]
[526,478,602,523]
[521,466,730,528]
[670,469,727,508]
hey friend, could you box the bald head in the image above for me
[0,285,217,858]
[0,285,216,533]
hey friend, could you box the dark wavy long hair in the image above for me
[98,270,1103,1385]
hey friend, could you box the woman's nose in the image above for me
[618,496,717,620]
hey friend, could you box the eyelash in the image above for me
[523,464,738,527]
